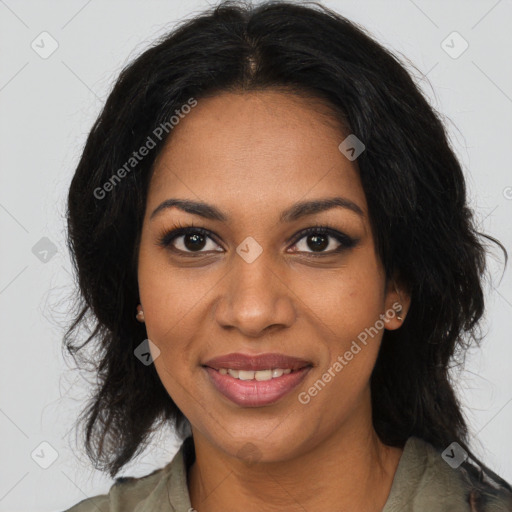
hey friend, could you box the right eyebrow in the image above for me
[150,199,226,222]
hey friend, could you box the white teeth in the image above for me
[255,370,272,381]
[218,368,296,380]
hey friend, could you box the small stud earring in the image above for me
[393,281,404,321]
[136,304,145,323]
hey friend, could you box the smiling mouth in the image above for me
[204,366,310,381]
[202,364,312,407]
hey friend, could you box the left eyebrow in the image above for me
[149,196,364,223]
[279,197,364,222]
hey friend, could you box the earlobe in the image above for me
[136,303,145,322]
[384,278,410,329]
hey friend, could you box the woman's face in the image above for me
[137,90,407,461]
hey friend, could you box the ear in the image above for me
[383,274,411,330]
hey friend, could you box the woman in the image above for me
[62,1,512,511]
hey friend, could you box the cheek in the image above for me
[299,256,385,347]
[137,256,223,406]
[296,257,385,405]
[138,243,212,344]
[299,298,383,431]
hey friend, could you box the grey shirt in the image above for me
[62,436,512,511]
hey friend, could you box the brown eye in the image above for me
[289,226,358,255]
[304,233,329,252]
[182,232,207,251]
[158,227,223,254]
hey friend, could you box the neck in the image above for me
[187,395,403,512]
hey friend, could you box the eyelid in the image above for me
[286,225,358,258]
[287,224,354,248]
[156,224,223,253]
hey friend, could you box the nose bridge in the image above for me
[215,244,295,336]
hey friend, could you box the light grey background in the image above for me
[0,1,511,510]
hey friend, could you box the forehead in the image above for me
[147,90,367,222]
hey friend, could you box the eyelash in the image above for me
[156,220,358,258]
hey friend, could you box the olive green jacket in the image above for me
[61,436,512,511]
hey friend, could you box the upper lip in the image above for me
[203,352,312,371]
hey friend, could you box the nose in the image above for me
[214,250,296,338]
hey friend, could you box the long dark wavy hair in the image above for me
[64,0,510,492]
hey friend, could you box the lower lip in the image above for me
[204,366,311,407]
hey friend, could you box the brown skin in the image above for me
[137,90,411,512]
